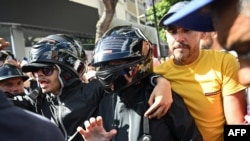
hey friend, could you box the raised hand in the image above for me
[77,116,117,141]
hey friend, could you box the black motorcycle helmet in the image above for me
[0,64,28,82]
[22,34,87,78]
[92,25,153,93]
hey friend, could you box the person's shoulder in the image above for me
[202,49,237,60]
[86,78,102,86]
[20,109,64,140]
[13,107,52,126]
[154,56,173,69]
[201,49,219,55]
[80,79,104,93]
[0,104,64,141]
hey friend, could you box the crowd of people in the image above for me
[0,33,171,141]
[1,0,250,141]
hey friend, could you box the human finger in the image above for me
[96,116,103,126]
[77,126,89,140]
[89,117,97,126]
[108,129,117,139]
[84,120,91,130]
[145,96,171,119]
[145,103,165,119]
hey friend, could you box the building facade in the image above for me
[0,0,163,62]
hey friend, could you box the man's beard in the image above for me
[173,43,190,64]
[173,52,189,64]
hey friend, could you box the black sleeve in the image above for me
[10,95,36,112]
[163,91,203,141]
[9,87,44,112]
[146,73,162,86]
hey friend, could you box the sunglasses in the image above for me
[33,66,55,76]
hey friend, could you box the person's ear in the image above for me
[211,32,218,38]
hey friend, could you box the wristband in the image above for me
[150,74,161,86]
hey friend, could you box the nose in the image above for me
[175,30,186,42]
[12,86,24,94]
[33,69,44,77]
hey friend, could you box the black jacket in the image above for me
[98,78,203,141]
[0,91,65,141]
[12,78,104,141]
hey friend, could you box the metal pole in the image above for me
[152,0,161,58]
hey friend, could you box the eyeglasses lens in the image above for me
[33,66,54,76]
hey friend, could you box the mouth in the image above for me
[174,47,188,50]
[173,44,189,50]
[38,80,50,88]
[173,46,189,53]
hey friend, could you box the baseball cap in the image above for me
[161,0,215,32]
[0,64,29,82]
[159,1,190,27]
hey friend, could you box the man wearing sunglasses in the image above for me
[9,34,172,141]
[16,34,101,141]
[0,38,65,141]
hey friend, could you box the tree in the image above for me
[95,0,118,44]
[146,0,186,41]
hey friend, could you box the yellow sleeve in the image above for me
[221,52,246,96]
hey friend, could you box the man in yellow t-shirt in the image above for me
[156,1,247,141]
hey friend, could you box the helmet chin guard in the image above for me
[96,58,153,93]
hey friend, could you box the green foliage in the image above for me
[78,38,95,50]
[146,0,188,41]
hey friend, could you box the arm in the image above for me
[223,90,247,124]
[77,116,117,141]
[222,54,247,124]
[144,76,173,119]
